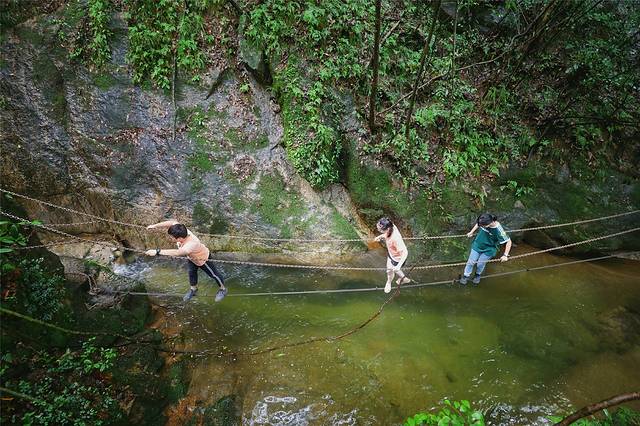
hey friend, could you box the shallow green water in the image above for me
[123,246,640,425]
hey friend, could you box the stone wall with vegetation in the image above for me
[1,0,639,262]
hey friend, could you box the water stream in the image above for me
[116,246,640,425]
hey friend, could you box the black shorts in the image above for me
[388,254,406,268]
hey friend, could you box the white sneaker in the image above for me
[384,282,392,293]
[396,277,411,285]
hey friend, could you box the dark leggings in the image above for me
[187,257,224,287]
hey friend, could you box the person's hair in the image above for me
[168,223,188,238]
[377,217,393,233]
[477,213,497,227]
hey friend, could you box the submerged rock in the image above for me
[597,306,640,352]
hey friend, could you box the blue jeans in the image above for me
[463,249,492,277]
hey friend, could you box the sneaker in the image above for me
[396,277,411,285]
[215,287,228,302]
[384,282,392,293]
[183,287,198,302]
[472,274,481,285]
[459,275,469,285]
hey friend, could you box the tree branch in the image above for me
[554,392,640,426]
[368,0,382,132]
[403,0,441,139]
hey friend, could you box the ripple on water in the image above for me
[246,395,358,426]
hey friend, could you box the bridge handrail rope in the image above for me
[97,253,638,298]
[2,252,636,360]
[1,209,639,272]
[2,188,638,243]
[12,238,110,250]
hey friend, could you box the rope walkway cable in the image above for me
[47,220,101,227]
[96,252,637,298]
[2,253,637,359]
[0,306,154,343]
[76,252,640,358]
[1,209,639,271]
[0,188,146,229]
[11,239,111,251]
[2,188,638,243]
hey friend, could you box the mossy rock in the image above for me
[193,201,229,234]
[597,305,640,353]
[167,359,190,404]
[498,315,598,371]
[251,171,308,238]
[201,395,241,426]
[111,344,169,426]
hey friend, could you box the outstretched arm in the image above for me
[466,223,479,238]
[147,220,179,230]
[145,247,190,257]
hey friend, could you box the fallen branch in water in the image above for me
[554,392,640,426]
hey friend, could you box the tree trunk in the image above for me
[403,0,441,140]
[368,0,382,133]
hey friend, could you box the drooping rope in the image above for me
[2,209,638,272]
[2,188,638,243]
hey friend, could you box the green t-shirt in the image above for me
[471,223,510,257]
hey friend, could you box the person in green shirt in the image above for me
[459,213,512,285]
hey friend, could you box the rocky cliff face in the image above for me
[1,7,638,265]
[0,10,368,262]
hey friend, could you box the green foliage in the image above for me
[405,399,485,426]
[246,0,374,188]
[1,338,122,425]
[8,258,67,321]
[0,219,30,256]
[125,0,212,89]
[364,130,430,186]
[0,216,41,275]
[272,63,342,188]
[69,0,112,69]
[500,180,533,198]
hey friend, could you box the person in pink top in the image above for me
[374,217,410,293]
[144,220,227,302]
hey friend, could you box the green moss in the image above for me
[330,209,358,239]
[60,0,85,29]
[166,361,188,403]
[192,201,229,234]
[345,146,394,209]
[253,133,269,148]
[31,54,68,124]
[230,194,247,212]
[224,127,243,146]
[14,25,45,44]
[92,73,117,90]
[330,208,365,250]
[252,103,262,119]
[32,55,58,82]
[207,106,229,120]
[187,151,214,173]
[201,395,239,426]
[252,172,307,238]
